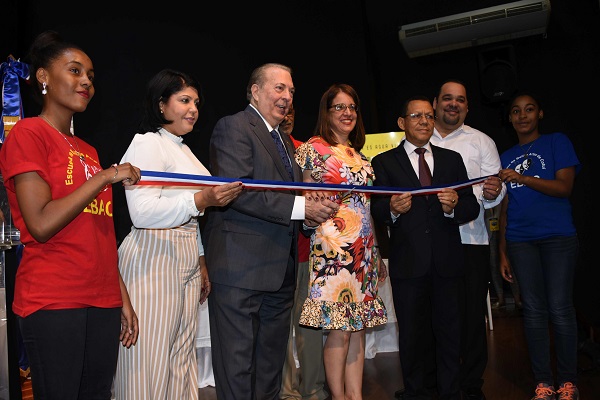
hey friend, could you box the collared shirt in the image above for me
[249,103,305,220]
[431,123,505,244]
[391,140,454,222]
[403,140,434,176]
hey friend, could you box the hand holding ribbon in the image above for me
[135,170,494,197]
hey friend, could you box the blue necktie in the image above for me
[270,129,294,179]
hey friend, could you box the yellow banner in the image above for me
[3,116,19,139]
[362,131,405,161]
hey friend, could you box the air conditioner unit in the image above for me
[398,0,551,58]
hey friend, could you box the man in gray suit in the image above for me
[203,63,339,400]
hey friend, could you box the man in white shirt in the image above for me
[429,79,505,400]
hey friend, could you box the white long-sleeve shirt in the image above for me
[430,124,506,245]
[120,128,209,253]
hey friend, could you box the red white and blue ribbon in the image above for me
[137,170,492,196]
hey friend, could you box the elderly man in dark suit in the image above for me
[371,95,479,400]
[203,63,338,400]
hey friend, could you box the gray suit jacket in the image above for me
[203,105,301,291]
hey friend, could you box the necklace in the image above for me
[39,114,85,161]
[520,140,535,161]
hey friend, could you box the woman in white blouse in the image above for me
[113,69,242,400]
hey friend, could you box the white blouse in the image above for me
[120,127,210,234]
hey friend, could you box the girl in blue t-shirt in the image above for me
[498,92,581,400]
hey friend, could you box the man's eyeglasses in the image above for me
[404,113,434,122]
[330,103,359,112]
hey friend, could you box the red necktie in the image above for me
[414,147,432,187]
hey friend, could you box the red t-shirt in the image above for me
[0,117,122,317]
[291,135,310,262]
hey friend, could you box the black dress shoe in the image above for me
[394,388,405,399]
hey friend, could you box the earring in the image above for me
[42,82,47,95]
[160,109,164,114]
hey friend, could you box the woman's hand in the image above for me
[195,181,243,211]
[120,306,139,348]
[110,162,141,186]
[118,274,139,348]
[500,259,515,283]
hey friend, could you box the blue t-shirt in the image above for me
[500,132,581,242]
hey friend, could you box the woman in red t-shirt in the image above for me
[0,30,140,399]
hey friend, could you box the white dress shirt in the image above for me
[249,103,305,220]
[403,140,434,176]
[430,123,505,245]
[391,140,448,222]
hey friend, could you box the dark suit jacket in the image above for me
[371,141,479,279]
[203,105,301,291]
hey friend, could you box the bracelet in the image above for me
[111,164,118,183]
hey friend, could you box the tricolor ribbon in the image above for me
[1,56,30,143]
[137,170,492,196]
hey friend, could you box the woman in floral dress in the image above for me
[295,83,387,400]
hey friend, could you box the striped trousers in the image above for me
[114,222,201,400]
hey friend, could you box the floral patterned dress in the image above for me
[295,136,387,331]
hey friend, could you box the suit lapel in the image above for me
[246,106,295,182]
[393,142,421,188]
[430,144,443,185]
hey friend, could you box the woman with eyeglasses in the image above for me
[498,92,581,400]
[294,83,388,400]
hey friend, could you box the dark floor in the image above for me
[19,302,600,399]
[196,303,600,400]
